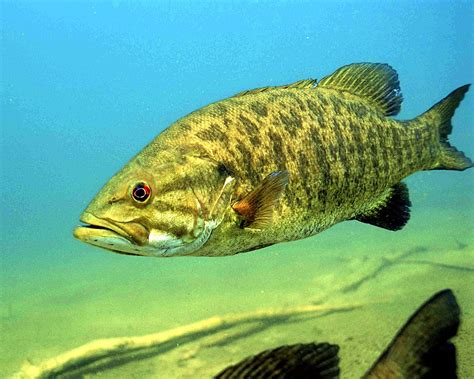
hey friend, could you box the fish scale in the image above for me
[167,92,412,237]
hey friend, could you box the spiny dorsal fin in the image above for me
[354,182,411,231]
[232,171,289,229]
[214,342,340,379]
[363,289,460,379]
[318,63,403,116]
[233,79,317,98]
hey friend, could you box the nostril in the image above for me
[108,197,120,205]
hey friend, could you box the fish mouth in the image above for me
[73,213,146,256]
[75,212,131,240]
[73,212,216,257]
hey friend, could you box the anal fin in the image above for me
[354,182,411,231]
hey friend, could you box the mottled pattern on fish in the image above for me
[133,87,436,254]
[75,63,471,257]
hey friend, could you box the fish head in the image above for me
[73,151,236,257]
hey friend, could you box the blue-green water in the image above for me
[1,1,473,377]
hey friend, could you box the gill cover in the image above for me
[153,174,236,256]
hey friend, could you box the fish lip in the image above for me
[73,226,145,256]
[76,212,132,241]
[74,214,148,256]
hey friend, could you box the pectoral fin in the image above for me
[232,171,289,229]
[354,182,411,231]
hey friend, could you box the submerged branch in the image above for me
[14,303,361,379]
[400,259,474,272]
[339,244,472,295]
[340,246,428,293]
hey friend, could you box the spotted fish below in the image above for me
[73,63,472,257]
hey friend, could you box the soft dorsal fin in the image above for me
[233,79,317,98]
[318,63,403,116]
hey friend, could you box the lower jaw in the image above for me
[73,223,215,257]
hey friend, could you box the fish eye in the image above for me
[132,182,151,203]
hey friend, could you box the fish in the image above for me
[73,63,472,257]
[214,289,460,378]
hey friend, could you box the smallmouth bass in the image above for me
[74,63,472,257]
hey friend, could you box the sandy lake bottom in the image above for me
[1,191,473,378]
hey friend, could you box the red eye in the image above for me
[132,183,151,203]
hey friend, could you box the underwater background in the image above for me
[1,1,473,377]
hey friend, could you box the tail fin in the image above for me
[363,289,460,379]
[420,84,472,170]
